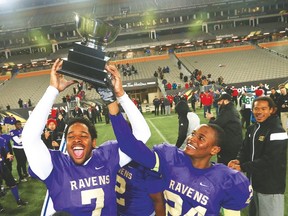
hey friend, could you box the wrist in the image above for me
[117,92,128,103]
[108,101,120,115]
[115,90,125,98]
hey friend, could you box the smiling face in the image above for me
[66,122,96,165]
[184,124,221,162]
[252,100,273,123]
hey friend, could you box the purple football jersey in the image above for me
[153,144,252,216]
[116,161,163,215]
[31,141,120,216]
[10,128,23,148]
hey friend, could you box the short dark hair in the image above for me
[15,120,21,125]
[64,117,97,140]
[278,83,286,89]
[252,96,276,110]
[207,123,225,147]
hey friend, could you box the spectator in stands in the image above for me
[159,71,164,80]
[161,79,167,86]
[18,98,23,108]
[183,75,188,82]
[184,82,189,89]
[6,104,10,110]
[172,81,177,90]
[207,73,213,84]
[153,71,158,78]
[165,66,170,73]
[188,80,193,88]
[27,99,32,107]
[217,76,224,86]
[179,72,183,80]
[177,60,181,69]
[166,82,172,90]
[277,84,288,133]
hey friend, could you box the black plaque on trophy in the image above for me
[57,13,120,87]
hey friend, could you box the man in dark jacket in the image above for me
[206,93,242,165]
[277,84,288,132]
[228,96,288,216]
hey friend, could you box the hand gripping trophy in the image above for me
[58,13,120,89]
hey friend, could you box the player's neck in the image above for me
[191,158,212,169]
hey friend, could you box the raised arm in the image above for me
[105,64,155,168]
[107,64,151,143]
[22,59,76,180]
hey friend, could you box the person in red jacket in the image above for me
[231,86,239,106]
[200,91,213,118]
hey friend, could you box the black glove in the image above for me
[95,75,116,105]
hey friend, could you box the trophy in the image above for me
[57,13,120,87]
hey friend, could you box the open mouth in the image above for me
[73,146,84,159]
[186,143,196,150]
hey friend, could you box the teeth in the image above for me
[187,144,196,149]
[73,146,83,150]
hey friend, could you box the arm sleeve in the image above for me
[12,136,22,144]
[117,93,151,143]
[22,86,58,180]
[222,171,252,210]
[117,93,151,167]
[208,109,229,127]
[110,113,156,169]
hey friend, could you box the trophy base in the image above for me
[57,42,109,87]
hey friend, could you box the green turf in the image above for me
[0,108,287,215]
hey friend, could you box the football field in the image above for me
[1,108,287,215]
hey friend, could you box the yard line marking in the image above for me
[147,119,168,143]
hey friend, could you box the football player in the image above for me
[22,59,151,215]
[116,160,165,216]
[108,65,253,216]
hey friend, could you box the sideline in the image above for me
[147,118,168,143]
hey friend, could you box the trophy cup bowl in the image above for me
[57,13,120,87]
[75,13,120,49]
